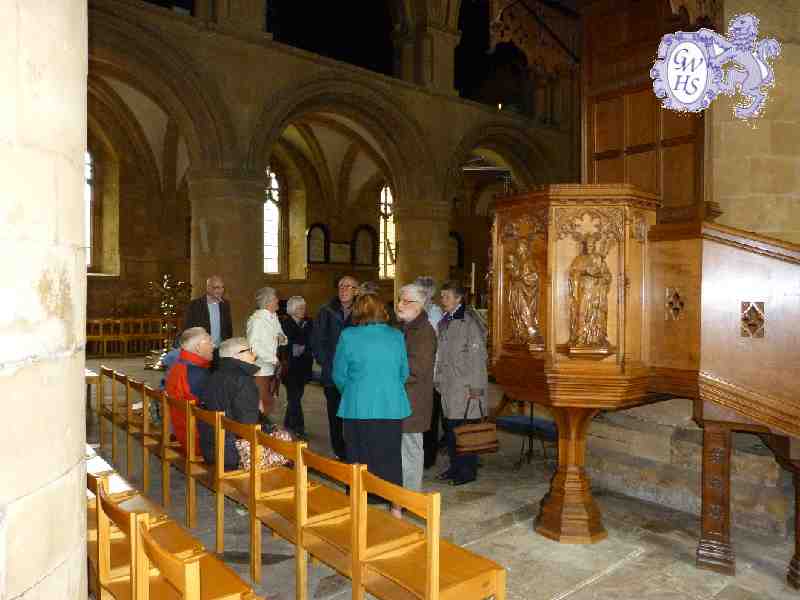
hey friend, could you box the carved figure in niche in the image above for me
[506,241,541,344]
[567,233,613,350]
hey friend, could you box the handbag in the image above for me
[454,396,498,455]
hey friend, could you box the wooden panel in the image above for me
[595,157,624,184]
[594,97,624,154]
[626,90,657,148]
[661,143,696,208]
[626,151,658,194]
[662,108,696,140]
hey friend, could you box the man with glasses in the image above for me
[311,275,360,460]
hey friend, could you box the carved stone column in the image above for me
[536,407,607,543]
[417,25,461,94]
[696,423,736,575]
[187,173,265,335]
[393,200,450,293]
[789,472,800,589]
[392,30,416,83]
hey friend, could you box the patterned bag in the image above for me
[235,426,293,470]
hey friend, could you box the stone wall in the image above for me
[707,0,800,243]
[0,1,88,598]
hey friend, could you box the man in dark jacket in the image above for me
[396,283,437,492]
[198,337,260,470]
[183,275,233,349]
[311,275,359,460]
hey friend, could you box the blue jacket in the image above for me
[333,324,411,420]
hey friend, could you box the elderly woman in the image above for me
[246,286,287,418]
[280,296,313,438]
[434,280,488,486]
[333,292,410,488]
[395,283,437,493]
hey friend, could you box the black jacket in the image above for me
[311,298,352,386]
[280,316,313,385]
[198,357,260,470]
[183,296,233,342]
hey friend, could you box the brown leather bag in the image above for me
[454,397,498,455]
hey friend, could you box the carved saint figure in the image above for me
[506,241,540,343]
[567,233,612,349]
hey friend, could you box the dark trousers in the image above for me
[324,385,346,459]
[423,389,443,468]
[444,417,479,482]
[283,377,306,434]
[343,418,403,487]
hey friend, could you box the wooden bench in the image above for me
[358,470,506,600]
[86,316,180,358]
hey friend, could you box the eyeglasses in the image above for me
[236,347,253,355]
[398,298,419,305]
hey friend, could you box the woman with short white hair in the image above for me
[246,286,287,417]
[280,295,314,437]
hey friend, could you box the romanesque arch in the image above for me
[247,75,436,209]
[444,121,557,206]
[88,2,238,169]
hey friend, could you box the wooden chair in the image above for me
[110,370,130,464]
[162,393,197,509]
[97,366,115,457]
[186,405,221,532]
[126,378,147,477]
[94,477,140,600]
[137,516,261,600]
[140,385,165,495]
[357,470,506,600]
[296,450,423,600]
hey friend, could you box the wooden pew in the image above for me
[357,471,506,600]
[296,450,423,600]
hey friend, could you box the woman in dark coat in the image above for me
[280,296,314,438]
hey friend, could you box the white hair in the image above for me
[179,327,209,352]
[400,283,427,305]
[255,286,277,309]
[219,337,249,359]
[287,296,306,314]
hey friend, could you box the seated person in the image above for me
[165,327,213,455]
[199,337,290,470]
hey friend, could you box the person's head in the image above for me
[287,296,307,320]
[180,327,213,360]
[206,276,225,301]
[337,275,359,307]
[219,337,256,364]
[351,292,389,326]
[440,280,466,314]
[413,276,437,308]
[396,283,426,323]
[255,286,279,312]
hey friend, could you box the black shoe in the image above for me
[436,470,453,481]
[449,477,476,486]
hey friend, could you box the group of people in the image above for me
[164,271,489,506]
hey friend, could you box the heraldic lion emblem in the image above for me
[705,14,781,118]
[651,13,781,120]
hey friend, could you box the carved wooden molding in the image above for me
[666,288,686,321]
[555,207,624,242]
[698,372,800,439]
[740,302,765,338]
[702,223,800,267]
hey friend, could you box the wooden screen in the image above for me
[583,0,705,224]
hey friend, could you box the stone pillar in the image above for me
[187,174,265,335]
[705,0,800,242]
[393,201,450,293]
[392,31,416,83]
[0,1,87,599]
[417,26,461,94]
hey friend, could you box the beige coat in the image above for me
[434,306,488,420]
[246,309,286,377]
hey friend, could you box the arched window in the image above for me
[264,167,281,274]
[379,185,396,279]
[84,151,93,267]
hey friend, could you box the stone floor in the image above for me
[86,358,799,600]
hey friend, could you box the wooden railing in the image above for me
[86,316,180,358]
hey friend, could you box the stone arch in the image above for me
[88,5,238,169]
[247,75,436,210]
[444,121,556,206]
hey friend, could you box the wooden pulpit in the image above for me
[490,184,659,543]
